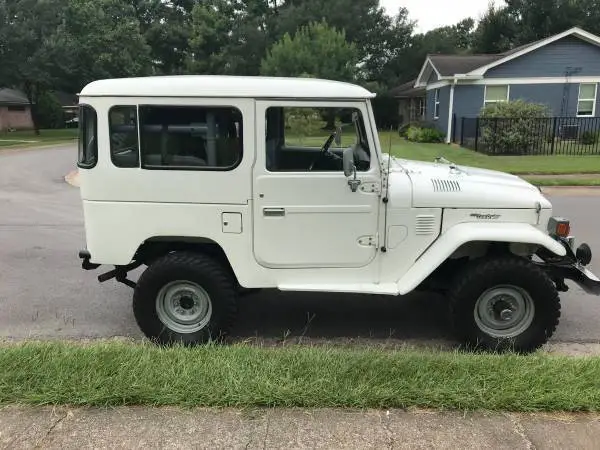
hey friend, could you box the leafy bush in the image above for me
[284,107,326,144]
[36,91,65,129]
[580,130,599,145]
[406,126,445,143]
[399,120,438,137]
[479,100,549,154]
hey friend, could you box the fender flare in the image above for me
[396,222,566,295]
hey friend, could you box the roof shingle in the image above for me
[0,88,29,105]
[428,54,504,76]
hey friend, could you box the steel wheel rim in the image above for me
[155,281,212,333]
[473,285,535,338]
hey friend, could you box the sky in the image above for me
[381,0,506,34]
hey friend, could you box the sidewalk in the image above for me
[2,406,599,449]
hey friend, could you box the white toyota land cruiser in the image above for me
[76,75,600,353]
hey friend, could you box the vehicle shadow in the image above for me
[230,289,455,347]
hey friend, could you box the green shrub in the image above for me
[406,126,445,143]
[36,91,65,129]
[479,100,549,154]
[399,120,437,137]
[418,127,445,143]
[580,130,599,145]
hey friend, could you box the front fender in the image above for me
[396,222,566,295]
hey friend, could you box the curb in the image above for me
[0,140,77,154]
[541,186,600,195]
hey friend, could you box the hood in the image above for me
[386,156,551,210]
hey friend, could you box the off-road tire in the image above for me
[449,255,561,353]
[133,251,238,346]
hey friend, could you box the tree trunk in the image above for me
[23,81,41,135]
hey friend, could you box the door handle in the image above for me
[263,207,285,217]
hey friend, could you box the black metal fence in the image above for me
[460,116,600,155]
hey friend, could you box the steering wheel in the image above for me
[308,131,341,171]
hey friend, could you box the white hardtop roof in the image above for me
[79,75,376,99]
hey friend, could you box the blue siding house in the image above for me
[413,27,600,143]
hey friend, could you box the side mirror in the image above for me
[343,147,355,177]
[334,126,342,146]
[343,147,362,192]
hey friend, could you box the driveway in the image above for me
[1,144,600,345]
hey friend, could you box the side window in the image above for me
[265,106,370,172]
[77,105,97,168]
[110,106,139,168]
[139,105,243,170]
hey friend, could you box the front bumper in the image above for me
[539,237,600,295]
[546,262,600,295]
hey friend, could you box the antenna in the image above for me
[380,126,393,253]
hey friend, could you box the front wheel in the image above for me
[449,256,561,353]
[133,252,238,345]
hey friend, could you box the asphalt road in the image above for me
[1,144,600,345]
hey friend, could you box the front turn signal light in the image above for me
[548,217,571,238]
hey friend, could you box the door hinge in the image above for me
[357,235,378,247]
[359,182,380,194]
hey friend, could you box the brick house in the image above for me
[0,88,33,131]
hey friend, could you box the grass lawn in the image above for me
[380,131,600,175]
[0,129,78,148]
[1,341,600,411]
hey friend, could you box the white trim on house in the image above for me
[446,82,456,143]
[426,80,454,90]
[483,84,511,107]
[425,76,600,90]
[467,27,600,76]
[415,57,445,87]
[433,88,440,119]
[576,83,598,117]
[472,76,600,85]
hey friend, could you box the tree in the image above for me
[130,0,192,75]
[472,0,600,53]
[472,4,518,53]
[504,0,584,43]
[382,17,475,88]
[0,0,70,133]
[36,91,66,129]
[186,0,279,76]
[57,0,152,93]
[260,20,358,81]
[274,0,413,85]
[359,7,415,87]
[186,0,236,74]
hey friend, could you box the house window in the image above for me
[109,106,139,168]
[434,89,440,119]
[139,105,243,170]
[577,83,597,117]
[7,105,26,112]
[484,85,509,106]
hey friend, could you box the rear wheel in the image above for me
[133,252,238,345]
[449,256,560,353]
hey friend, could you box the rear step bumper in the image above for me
[78,250,139,289]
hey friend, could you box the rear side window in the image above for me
[77,105,97,168]
[110,106,139,168]
[139,105,243,170]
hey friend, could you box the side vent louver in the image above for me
[431,179,461,192]
[415,215,437,235]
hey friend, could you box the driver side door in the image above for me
[252,100,382,269]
